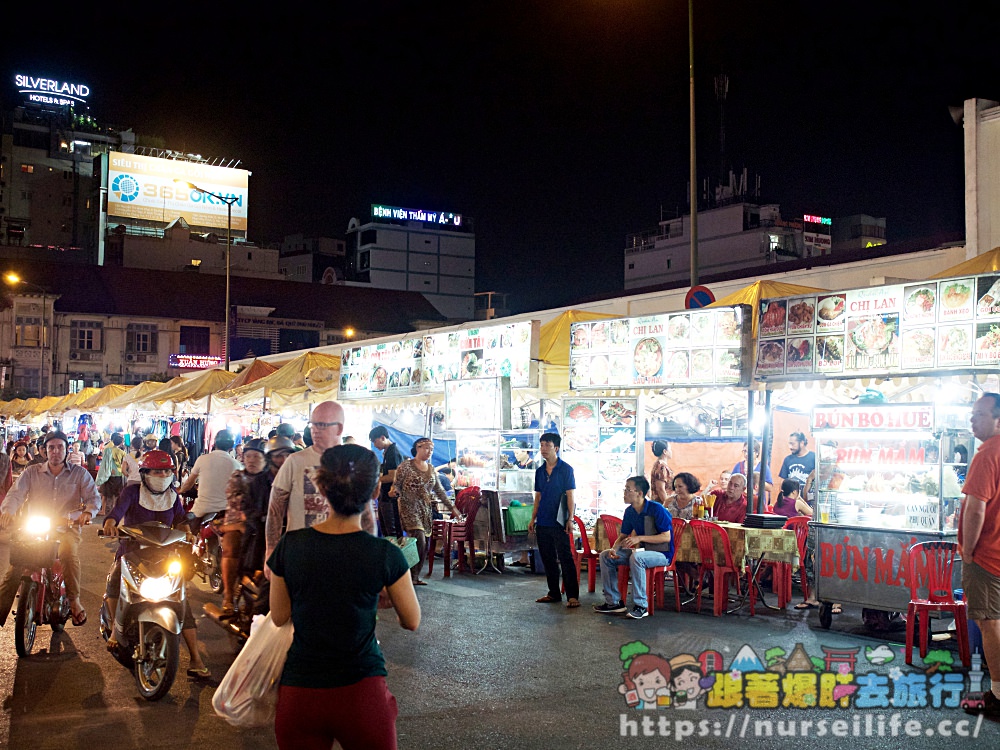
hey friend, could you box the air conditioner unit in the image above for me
[125,354,135,362]
[70,352,79,360]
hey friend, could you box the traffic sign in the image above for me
[685,285,716,309]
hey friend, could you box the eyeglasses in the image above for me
[623,488,639,495]
[309,421,342,430]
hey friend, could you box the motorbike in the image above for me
[10,514,75,657]
[98,522,190,701]
[203,568,269,646]
[188,512,223,594]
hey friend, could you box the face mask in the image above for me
[144,474,173,493]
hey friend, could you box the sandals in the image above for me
[71,608,87,626]
[186,666,212,680]
[566,598,581,609]
[831,604,843,615]
[794,601,819,610]
[536,595,560,603]
[412,578,428,586]
[106,638,119,652]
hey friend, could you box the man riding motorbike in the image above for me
[219,436,293,614]
[102,449,210,679]
[0,430,100,627]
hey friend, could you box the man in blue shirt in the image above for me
[778,432,816,503]
[528,432,579,607]
[594,475,674,619]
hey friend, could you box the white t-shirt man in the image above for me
[265,446,327,563]
[186,449,241,516]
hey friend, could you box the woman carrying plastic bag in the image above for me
[267,444,421,750]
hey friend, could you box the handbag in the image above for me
[212,612,294,727]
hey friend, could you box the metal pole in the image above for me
[688,0,698,287]
[758,389,772,514]
[40,292,46,397]
[225,202,232,371]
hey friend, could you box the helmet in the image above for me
[139,450,174,471]
[42,430,71,448]
[142,434,159,447]
[214,430,235,452]
[275,423,296,438]
[265,436,295,456]
[243,438,267,455]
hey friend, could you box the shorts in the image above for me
[962,559,1000,621]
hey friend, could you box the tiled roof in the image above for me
[1,261,446,333]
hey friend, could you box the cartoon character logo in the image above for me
[618,641,672,709]
[669,653,712,709]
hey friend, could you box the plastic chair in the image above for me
[426,519,454,578]
[760,515,810,608]
[426,487,481,577]
[572,515,599,593]
[905,541,970,668]
[689,519,754,617]
[600,514,623,550]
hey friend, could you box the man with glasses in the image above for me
[265,401,374,572]
[593,476,674,619]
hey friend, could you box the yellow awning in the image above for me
[101,378,187,411]
[25,395,63,418]
[0,399,26,418]
[538,310,617,365]
[708,280,829,339]
[146,368,238,409]
[49,387,103,415]
[930,247,1000,278]
[224,358,279,391]
[218,351,340,404]
[78,384,134,411]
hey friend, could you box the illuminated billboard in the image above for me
[107,152,249,231]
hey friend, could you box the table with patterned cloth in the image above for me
[674,521,798,566]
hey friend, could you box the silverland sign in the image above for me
[15,74,91,105]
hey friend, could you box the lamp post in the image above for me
[4,273,48,397]
[688,0,698,287]
[175,180,239,370]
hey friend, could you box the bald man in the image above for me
[264,401,375,571]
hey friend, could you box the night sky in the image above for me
[5,3,998,314]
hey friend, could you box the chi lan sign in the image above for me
[15,74,90,105]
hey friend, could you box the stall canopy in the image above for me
[708,280,828,338]
[218,351,340,406]
[48,387,102,416]
[77,384,133,411]
[0,399,26,418]
[25,395,63,418]
[930,246,1000,278]
[100,377,187,412]
[224,358,279,391]
[139,368,238,413]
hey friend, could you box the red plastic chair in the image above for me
[760,515,810,608]
[571,515,599,593]
[905,541,970,668]
[426,487,481,577]
[606,516,675,615]
[689,519,754,617]
[600,514,623,550]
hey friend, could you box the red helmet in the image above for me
[139,449,174,471]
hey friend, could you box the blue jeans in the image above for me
[600,548,669,609]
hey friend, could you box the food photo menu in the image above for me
[754,273,1000,379]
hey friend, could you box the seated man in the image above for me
[593,475,674,620]
[708,473,748,524]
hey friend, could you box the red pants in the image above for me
[275,677,398,750]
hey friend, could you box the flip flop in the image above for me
[71,608,88,626]
[536,595,560,603]
[412,579,428,586]
[831,604,843,615]
[794,602,818,610]
[186,666,212,680]
[566,598,581,608]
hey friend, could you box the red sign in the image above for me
[685,285,716,309]
[169,354,224,370]
[811,404,934,431]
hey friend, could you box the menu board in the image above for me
[569,305,751,390]
[560,397,639,516]
[754,272,1000,379]
[455,430,499,492]
[444,378,505,430]
[340,320,537,400]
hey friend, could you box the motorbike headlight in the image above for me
[138,576,174,601]
[25,516,51,535]
[167,560,182,577]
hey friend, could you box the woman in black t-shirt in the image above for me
[269,444,421,750]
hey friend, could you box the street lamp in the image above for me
[4,273,48,397]
[174,180,239,370]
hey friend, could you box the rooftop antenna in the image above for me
[715,72,729,187]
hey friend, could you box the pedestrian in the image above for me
[95,432,126,516]
[269,443,420,749]
[593,476,674,619]
[959,392,1000,718]
[179,430,241,520]
[649,440,673,504]
[779,431,816,503]
[527,432,579,608]
[369,425,404,536]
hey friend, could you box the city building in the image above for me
[278,233,346,283]
[0,261,445,397]
[345,204,475,321]
[960,97,1000,259]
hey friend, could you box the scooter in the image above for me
[203,568,269,647]
[10,514,76,657]
[98,522,190,701]
[188,512,223,594]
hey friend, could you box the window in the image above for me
[126,323,158,354]
[179,325,210,355]
[628,263,634,270]
[69,378,83,394]
[359,251,370,270]
[21,164,34,174]
[71,320,102,351]
[360,229,377,245]
[15,315,43,347]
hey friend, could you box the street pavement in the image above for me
[0,528,997,749]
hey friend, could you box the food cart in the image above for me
[754,272,1000,629]
[564,305,754,541]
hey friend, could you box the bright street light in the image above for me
[174,179,239,369]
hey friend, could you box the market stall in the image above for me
[753,271,1000,629]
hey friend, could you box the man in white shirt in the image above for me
[179,430,241,518]
[265,401,375,572]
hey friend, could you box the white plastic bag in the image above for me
[212,612,294,727]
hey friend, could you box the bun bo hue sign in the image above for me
[811,404,934,431]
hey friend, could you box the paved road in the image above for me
[0,528,997,749]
